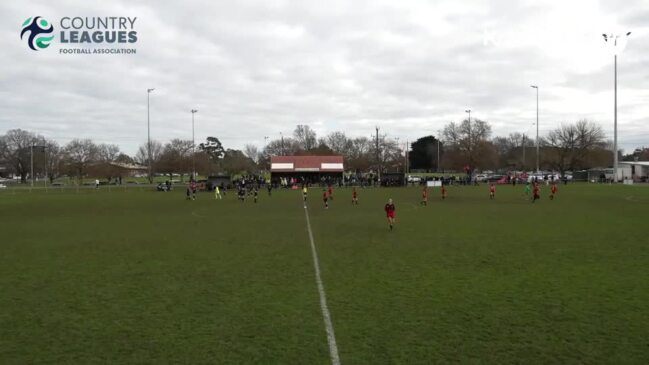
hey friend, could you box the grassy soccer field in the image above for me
[1,184,648,363]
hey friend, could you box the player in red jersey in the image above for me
[550,181,558,200]
[441,184,447,200]
[384,198,396,230]
[352,187,358,205]
[327,184,334,201]
[489,183,496,200]
[420,186,428,206]
[323,190,329,209]
[532,182,540,203]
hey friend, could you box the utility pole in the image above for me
[522,134,526,169]
[280,132,284,156]
[375,126,380,183]
[30,143,34,188]
[465,109,472,175]
[191,109,198,180]
[146,88,155,183]
[437,137,440,173]
[405,140,409,182]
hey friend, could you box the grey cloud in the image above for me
[1,0,648,154]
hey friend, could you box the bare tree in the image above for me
[325,132,352,155]
[0,129,41,183]
[244,144,260,163]
[64,139,98,183]
[44,140,63,183]
[546,120,606,174]
[158,139,193,181]
[263,137,300,157]
[293,124,317,151]
[135,140,163,174]
[442,118,494,170]
[97,144,120,162]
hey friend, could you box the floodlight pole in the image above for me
[465,109,471,175]
[375,126,380,183]
[191,109,198,180]
[522,134,526,168]
[280,132,284,155]
[614,53,618,182]
[603,32,631,182]
[531,85,539,173]
[147,88,155,183]
[403,139,409,186]
[437,130,441,172]
[30,143,34,188]
[395,137,400,172]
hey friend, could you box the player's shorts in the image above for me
[534,193,540,199]
[387,212,395,219]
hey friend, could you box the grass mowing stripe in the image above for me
[303,200,341,365]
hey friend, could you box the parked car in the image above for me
[486,175,504,182]
[407,175,422,183]
[474,174,488,182]
[0,183,7,189]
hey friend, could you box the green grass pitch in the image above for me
[1,184,648,363]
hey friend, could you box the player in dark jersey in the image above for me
[352,187,358,205]
[384,198,396,230]
[190,180,197,200]
[441,184,447,200]
[253,188,259,203]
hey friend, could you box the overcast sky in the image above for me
[1,0,648,155]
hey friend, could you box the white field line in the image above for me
[303,203,341,365]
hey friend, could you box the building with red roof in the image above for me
[270,155,344,185]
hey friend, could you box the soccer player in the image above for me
[327,184,334,201]
[441,184,447,200]
[214,186,222,200]
[323,190,329,209]
[384,198,396,230]
[303,186,308,203]
[267,183,272,196]
[524,182,531,199]
[489,183,496,200]
[420,186,428,206]
[532,182,540,203]
[237,186,246,202]
[253,188,259,203]
[191,180,197,200]
[550,181,558,200]
[352,187,359,205]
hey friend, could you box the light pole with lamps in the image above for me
[530,85,539,173]
[465,109,471,175]
[603,32,631,182]
[146,88,155,183]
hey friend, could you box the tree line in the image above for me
[0,119,632,184]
